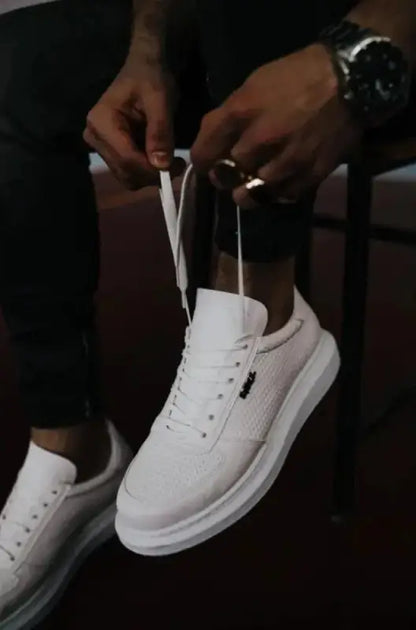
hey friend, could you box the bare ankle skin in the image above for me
[31,418,111,483]
[213,252,295,334]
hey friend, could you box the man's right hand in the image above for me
[84,64,184,190]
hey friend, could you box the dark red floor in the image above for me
[0,170,415,629]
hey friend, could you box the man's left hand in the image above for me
[191,44,363,208]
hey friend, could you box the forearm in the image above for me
[348,0,416,63]
[129,0,172,63]
[130,0,190,65]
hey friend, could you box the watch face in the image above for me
[348,40,410,118]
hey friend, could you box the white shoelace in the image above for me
[158,166,249,438]
[159,164,246,326]
[161,334,251,438]
[0,484,63,565]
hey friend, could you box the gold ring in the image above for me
[245,177,272,204]
[212,158,249,190]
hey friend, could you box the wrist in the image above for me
[129,0,170,67]
[305,44,342,109]
[318,20,411,128]
[311,44,365,132]
[128,32,164,68]
[119,58,173,93]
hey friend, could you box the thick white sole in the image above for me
[116,330,340,556]
[0,502,116,630]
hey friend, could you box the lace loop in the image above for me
[157,167,248,439]
[0,485,61,565]
[158,166,245,323]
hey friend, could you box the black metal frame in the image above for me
[331,161,372,518]
[321,159,416,518]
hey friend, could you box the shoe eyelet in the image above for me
[25,528,31,534]
[43,503,49,508]
[235,362,241,367]
[208,414,215,421]
[228,378,235,384]
[52,490,58,496]
[32,515,38,520]
[10,556,15,562]
[201,433,207,439]
[16,542,21,547]
[218,394,223,400]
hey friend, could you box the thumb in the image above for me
[143,86,174,170]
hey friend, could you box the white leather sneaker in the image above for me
[116,168,339,556]
[116,288,339,556]
[0,420,131,630]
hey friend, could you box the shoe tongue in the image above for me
[189,289,268,350]
[18,443,77,490]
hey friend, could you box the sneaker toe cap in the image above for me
[116,435,262,531]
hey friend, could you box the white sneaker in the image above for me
[116,288,339,556]
[0,420,131,630]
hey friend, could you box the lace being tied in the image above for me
[158,166,250,439]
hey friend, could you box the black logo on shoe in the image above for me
[240,371,257,399]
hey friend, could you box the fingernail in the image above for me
[151,152,170,169]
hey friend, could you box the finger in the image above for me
[230,120,284,174]
[191,106,242,173]
[258,151,329,198]
[85,126,185,188]
[233,180,301,209]
[83,126,157,190]
[274,162,328,199]
[228,145,304,207]
[232,164,308,208]
[84,105,158,189]
[232,165,319,209]
[232,179,275,209]
[84,125,158,190]
[142,86,175,170]
[208,161,248,191]
[256,149,306,185]
[83,127,133,189]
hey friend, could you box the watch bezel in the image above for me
[320,22,411,126]
[338,34,391,63]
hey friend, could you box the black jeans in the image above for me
[0,0,131,428]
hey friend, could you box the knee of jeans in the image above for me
[0,100,55,183]
[0,53,72,159]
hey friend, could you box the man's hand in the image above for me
[191,44,363,208]
[84,62,184,190]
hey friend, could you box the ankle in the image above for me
[213,253,295,334]
[31,418,111,483]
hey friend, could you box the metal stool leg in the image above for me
[332,160,372,519]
